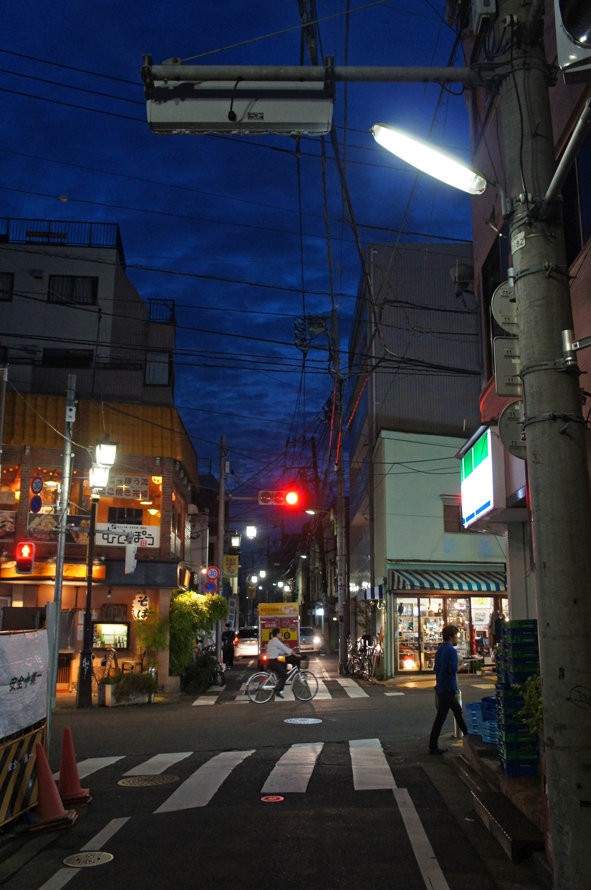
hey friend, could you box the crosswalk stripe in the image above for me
[349,738,397,790]
[261,742,324,793]
[192,695,219,706]
[394,788,450,889]
[337,677,369,698]
[153,749,255,812]
[53,755,124,781]
[124,752,192,775]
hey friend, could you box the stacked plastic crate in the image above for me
[465,695,498,743]
[496,619,540,777]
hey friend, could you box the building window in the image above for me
[441,495,465,534]
[48,275,98,305]
[145,351,171,385]
[43,349,94,368]
[108,507,143,525]
[0,272,14,301]
[562,130,591,266]
[148,298,175,323]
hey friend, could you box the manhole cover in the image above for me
[63,851,114,868]
[283,717,323,725]
[117,774,179,787]
[261,795,284,803]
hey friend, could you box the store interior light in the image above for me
[371,123,488,196]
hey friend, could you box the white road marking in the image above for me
[154,749,255,812]
[123,752,192,775]
[393,788,450,889]
[261,742,324,793]
[53,755,124,781]
[37,818,130,890]
[337,677,369,698]
[349,738,397,789]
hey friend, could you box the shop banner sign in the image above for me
[0,630,48,741]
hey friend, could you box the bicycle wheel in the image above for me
[246,671,275,703]
[292,670,318,701]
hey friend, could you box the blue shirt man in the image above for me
[429,624,468,754]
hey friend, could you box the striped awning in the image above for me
[390,568,506,593]
[362,585,383,601]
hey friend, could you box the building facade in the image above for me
[347,241,507,674]
[0,218,203,692]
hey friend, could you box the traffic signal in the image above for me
[257,488,306,509]
[15,541,35,574]
[555,0,591,82]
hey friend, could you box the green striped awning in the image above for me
[390,568,506,593]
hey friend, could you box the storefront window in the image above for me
[445,597,470,662]
[420,598,444,670]
[396,598,420,671]
[392,591,508,673]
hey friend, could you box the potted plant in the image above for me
[112,670,159,705]
[98,672,119,707]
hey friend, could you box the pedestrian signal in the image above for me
[15,541,36,574]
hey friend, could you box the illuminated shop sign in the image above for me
[460,428,506,528]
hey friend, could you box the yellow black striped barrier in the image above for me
[0,722,46,827]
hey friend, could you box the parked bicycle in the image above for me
[201,644,226,686]
[246,659,318,703]
[346,636,381,680]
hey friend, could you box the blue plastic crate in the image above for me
[500,760,539,778]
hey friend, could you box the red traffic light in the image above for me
[257,488,306,509]
[15,541,36,574]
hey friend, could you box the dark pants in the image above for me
[268,658,288,691]
[222,643,234,667]
[429,691,468,750]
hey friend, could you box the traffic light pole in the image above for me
[495,4,591,885]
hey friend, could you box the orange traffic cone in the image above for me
[58,727,92,806]
[31,743,78,832]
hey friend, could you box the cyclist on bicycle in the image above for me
[266,628,298,698]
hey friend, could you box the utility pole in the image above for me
[215,435,226,661]
[47,376,75,743]
[494,4,591,885]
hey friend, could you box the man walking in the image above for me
[429,624,468,754]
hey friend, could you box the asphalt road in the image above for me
[1,656,550,889]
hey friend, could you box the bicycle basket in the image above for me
[300,657,309,669]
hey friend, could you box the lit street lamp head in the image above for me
[371,123,488,196]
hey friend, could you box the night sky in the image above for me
[1,1,473,534]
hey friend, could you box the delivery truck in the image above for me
[257,602,300,669]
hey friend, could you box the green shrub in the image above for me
[516,674,543,736]
[113,671,158,703]
[169,590,228,676]
[181,654,219,694]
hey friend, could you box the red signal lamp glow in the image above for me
[15,541,36,574]
[284,489,300,507]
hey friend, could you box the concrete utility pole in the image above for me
[215,435,226,661]
[47,375,76,744]
[495,3,591,885]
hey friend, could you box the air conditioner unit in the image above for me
[471,0,497,35]
[146,79,334,136]
[555,0,591,82]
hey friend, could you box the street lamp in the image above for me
[371,123,488,195]
[76,437,117,708]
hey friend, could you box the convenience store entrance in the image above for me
[393,593,508,673]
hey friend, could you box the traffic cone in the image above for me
[31,743,78,832]
[58,727,92,806]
